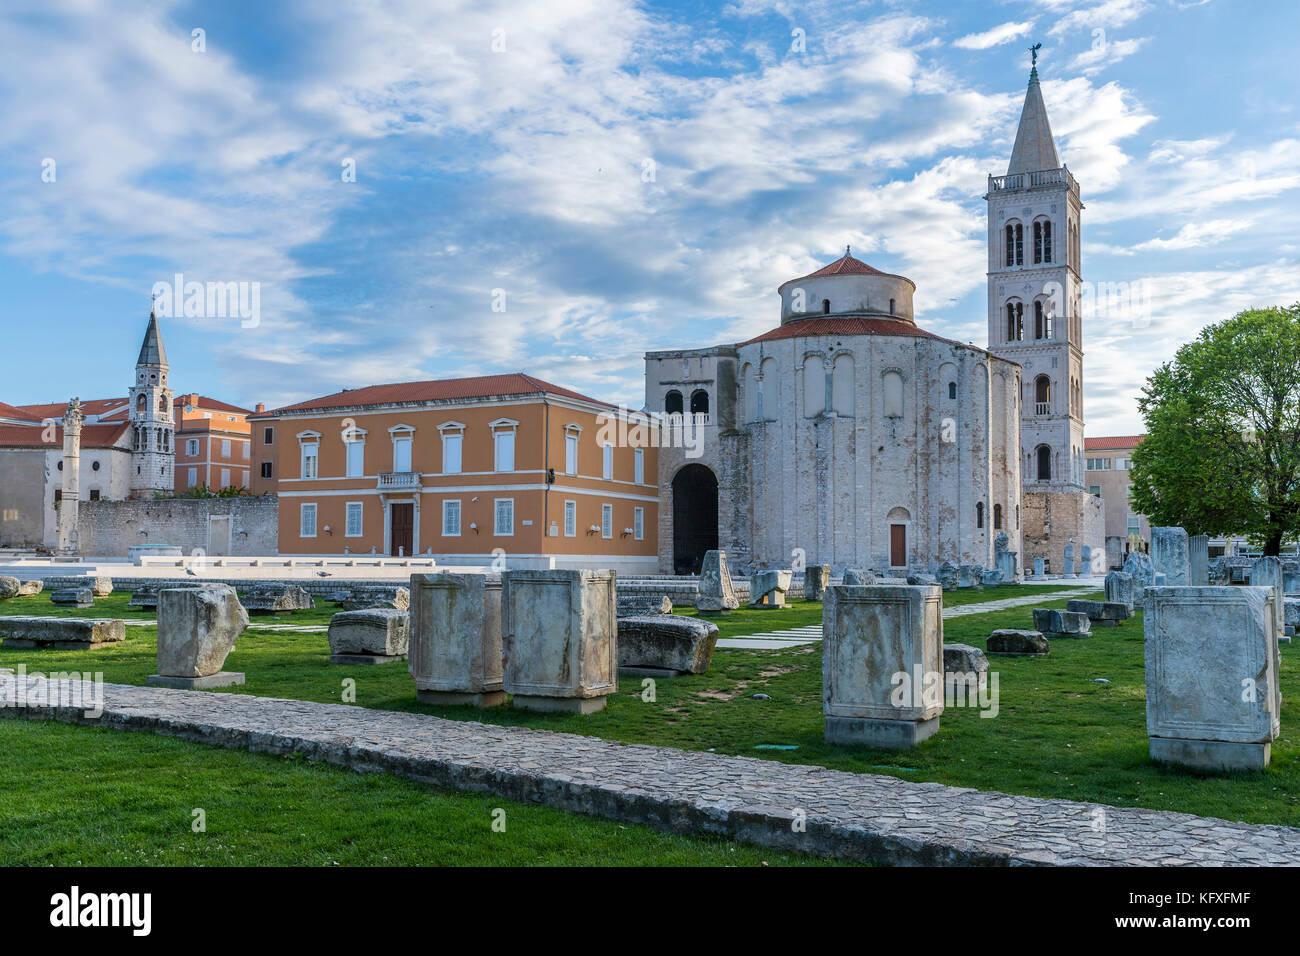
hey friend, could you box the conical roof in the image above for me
[137,310,167,368]
[1007,66,1060,175]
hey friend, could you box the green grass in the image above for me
[0,719,842,866]
[3,586,1298,830]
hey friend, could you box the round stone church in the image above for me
[645,250,1022,574]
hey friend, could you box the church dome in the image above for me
[776,249,916,325]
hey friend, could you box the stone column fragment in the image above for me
[409,572,505,706]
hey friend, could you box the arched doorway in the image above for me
[672,464,718,574]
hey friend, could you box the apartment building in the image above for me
[251,373,659,572]
[174,394,255,491]
[1084,436,1148,564]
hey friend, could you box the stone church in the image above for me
[646,61,1101,576]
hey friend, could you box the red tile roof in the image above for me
[19,398,130,421]
[1085,435,1145,450]
[738,316,947,347]
[255,373,614,417]
[175,395,253,415]
[0,401,41,423]
[780,252,914,289]
[0,422,130,449]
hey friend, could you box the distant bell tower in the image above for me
[985,49,1085,491]
[129,305,174,497]
[985,47,1102,574]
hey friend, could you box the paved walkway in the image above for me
[2,675,1295,866]
[717,588,1098,649]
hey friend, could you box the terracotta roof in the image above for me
[255,373,614,417]
[19,398,130,420]
[1085,435,1145,450]
[780,252,914,290]
[175,395,253,415]
[738,316,946,347]
[0,422,130,449]
[0,401,41,423]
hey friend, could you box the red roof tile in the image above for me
[19,398,130,421]
[0,401,41,423]
[175,395,253,415]
[255,373,614,417]
[0,422,130,449]
[1085,435,1145,450]
[738,316,946,347]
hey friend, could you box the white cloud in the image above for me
[953,20,1036,50]
[1132,219,1250,251]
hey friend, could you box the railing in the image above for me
[658,412,711,426]
[377,472,421,490]
[988,166,1079,196]
[1034,401,1051,416]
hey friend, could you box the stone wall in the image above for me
[1021,488,1105,573]
[75,496,278,558]
[0,449,47,549]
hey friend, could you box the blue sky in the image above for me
[1,0,1297,434]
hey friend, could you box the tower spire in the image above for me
[1007,46,1060,175]
[137,306,168,368]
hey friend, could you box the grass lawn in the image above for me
[0,719,841,866]
[2,585,1298,830]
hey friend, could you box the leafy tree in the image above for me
[1129,305,1300,555]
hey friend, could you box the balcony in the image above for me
[377,472,421,490]
[987,166,1080,199]
[1035,402,1051,416]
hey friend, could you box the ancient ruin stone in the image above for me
[155,585,248,678]
[697,550,739,613]
[617,615,718,675]
[987,629,1049,655]
[0,616,126,649]
[328,608,409,660]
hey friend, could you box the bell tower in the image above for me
[128,305,174,497]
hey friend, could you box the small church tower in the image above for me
[128,306,174,497]
[986,48,1102,572]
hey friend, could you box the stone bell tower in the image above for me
[985,48,1102,573]
[128,306,175,497]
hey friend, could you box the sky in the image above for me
[1,0,1297,435]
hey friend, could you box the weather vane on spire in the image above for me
[845,244,851,257]
[1029,42,1041,68]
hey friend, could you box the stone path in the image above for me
[717,588,1097,649]
[2,675,1295,866]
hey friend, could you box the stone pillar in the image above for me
[1145,586,1279,770]
[55,398,83,556]
[823,584,943,748]
[1150,527,1189,586]
[1032,557,1044,578]
[147,585,247,689]
[1104,571,1134,611]
[501,569,616,714]
[697,549,738,613]
[1250,557,1286,646]
[805,564,830,602]
[408,571,506,707]
[1188,534,1210,586]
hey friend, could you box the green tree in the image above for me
[1129,305,1300,555]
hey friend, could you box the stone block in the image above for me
[942,643,989,693]
[956,565,975,588]
[616,591,672,617]
[1032,557,1045,578]
[749,569,792,608]
[981,569,1002,588]
[805,564,830,602]
[987,629,1049,655]
[341,586,409,611]
[1284,598,1300,629]
[50,587,93,608]
[0,576,21,600]
[0,616,126,649]
[17,580,43,597]
[995,549,1017,584]
[501,569,616,713]
[1104,571,1134,610]
[90,576,113,597]
[155,585,248,679]
[1032,608,1092,638]
[1188,534,1210,586]
[328,608,409,662]
[408,572,505,707]
[1284,568,1300,595]
[843,568,876,586]
[936,562,958,590]
[1145,586,1279,770]
[1150,527,1189,587]
[243,584,315,614]
[697,550,738,613]
[823,585,943,749]
[1122,551,1155,598]
[1066,599,1131,625]
[147,672,245,689]
[617,615,718,675]
[907,572,938,586]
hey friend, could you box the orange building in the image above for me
[251,374,659,572]
[174,394,255,492]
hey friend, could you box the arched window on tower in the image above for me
[1036,445,1052,481]
[976,502,984,528]
[948,381,957,400]
[1034,300,1045,339]
[136,394,146,415]
[664,390,683,416]
[1005,222,1024,266]
[158,395,168,414]
[689,389,709,417]
[1034,375,1051,415]
[1005,302,1023,341]
[1033,219,1053,264]
[889,298,896,315]
[822,299,831,315]
[994,504,1003,529]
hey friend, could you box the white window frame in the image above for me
[564,424,582,475]
[185,438,199,457]
[634,448,644,484]
[221,439,231,458]
[298,431,321,479]
[634,506,644,540]
[491,418,518,473]
[601,503,613,539]
[242,442,250,459]
[220,468,230,489]
[442,499,462,537]
[439,422,465,475]
[300,502,318,538]
[389,424,415,473]
[494,497,514,536]
[187,467,198,488]
[602,442,614,480]
[344,501,364,537]
[345,435,366,478]
[564,499,577,537]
